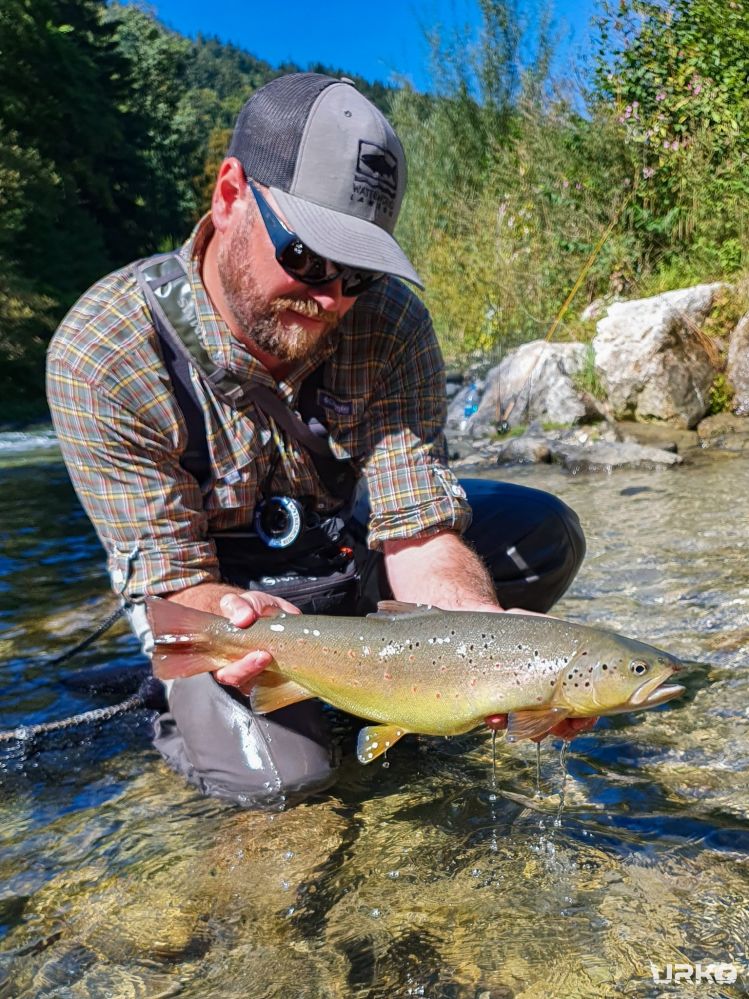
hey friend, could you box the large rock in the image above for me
[696,413,749,452]
[728,312,749,416]
[469,340,590,433]
[593,284,722,428]
[549,440,682,473]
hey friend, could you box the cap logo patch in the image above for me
[352,140,398,218]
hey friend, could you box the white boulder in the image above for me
[592,284,722,428]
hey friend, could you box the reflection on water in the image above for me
[1,437,747,997]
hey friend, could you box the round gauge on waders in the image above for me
[254,496,304,548]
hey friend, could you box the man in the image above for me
[47,73,589,806]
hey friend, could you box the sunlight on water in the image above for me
[1,437,747,997]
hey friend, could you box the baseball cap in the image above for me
[227,73,422,288]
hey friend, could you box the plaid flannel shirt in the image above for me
[46,216,471,600]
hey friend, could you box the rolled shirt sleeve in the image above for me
[349,291,473,548]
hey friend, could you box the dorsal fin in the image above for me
[366,600,443,620]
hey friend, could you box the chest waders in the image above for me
[129,252,587,808]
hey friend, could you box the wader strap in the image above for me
[135,252,358,501]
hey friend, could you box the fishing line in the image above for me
[0,688,151,746]
[0,606,159,749]
[44,604,127,666]
[495,190,634,428]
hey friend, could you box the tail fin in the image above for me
[146,597,236,680]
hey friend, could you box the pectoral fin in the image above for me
[356,724,410,763]
[505,707,570,742]
[251,673,315,714]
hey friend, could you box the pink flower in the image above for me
[656,91,666,101]
[643,166,655,179]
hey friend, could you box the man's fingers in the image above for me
[219,591,301,628]
[214,650,273,694]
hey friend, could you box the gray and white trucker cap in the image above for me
[227,73,422,288]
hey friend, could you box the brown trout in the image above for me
[146,597,685,763]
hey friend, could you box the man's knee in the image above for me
[154,673,336,807]
[461,478,586,612]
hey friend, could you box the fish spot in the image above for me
[602,664,608,671]
[303,628,310,635]
[313,629,321,637]
[581,651,588,656]
[270,624,285,632]
[435,692,441,699]
[383,672,392,680]
[411,685,418,693]
[584,681,590,687]
[371,741,379,749]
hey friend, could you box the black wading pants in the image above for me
[136,479,585,808]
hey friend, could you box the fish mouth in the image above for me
[628,674,686,708]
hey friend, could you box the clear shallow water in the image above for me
[1,434,747,998]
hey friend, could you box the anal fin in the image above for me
[251,673,315,714]
[356,724,409,764]
[506,707,569,742]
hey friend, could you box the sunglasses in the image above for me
[249,182,383,298]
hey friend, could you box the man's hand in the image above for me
[215,591,301,695]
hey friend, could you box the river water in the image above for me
[0,433,747,998]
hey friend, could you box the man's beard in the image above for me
[217,211,338,363]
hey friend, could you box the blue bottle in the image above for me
[463,382,479,418]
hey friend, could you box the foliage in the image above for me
[708,374,734,416]
[390,1,636,359]
[571,344,608,402]
[592,0,749,273]
[3,0,749,420]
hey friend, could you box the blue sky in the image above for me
[135,0,600,92]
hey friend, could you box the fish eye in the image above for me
[630,660,649,676]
